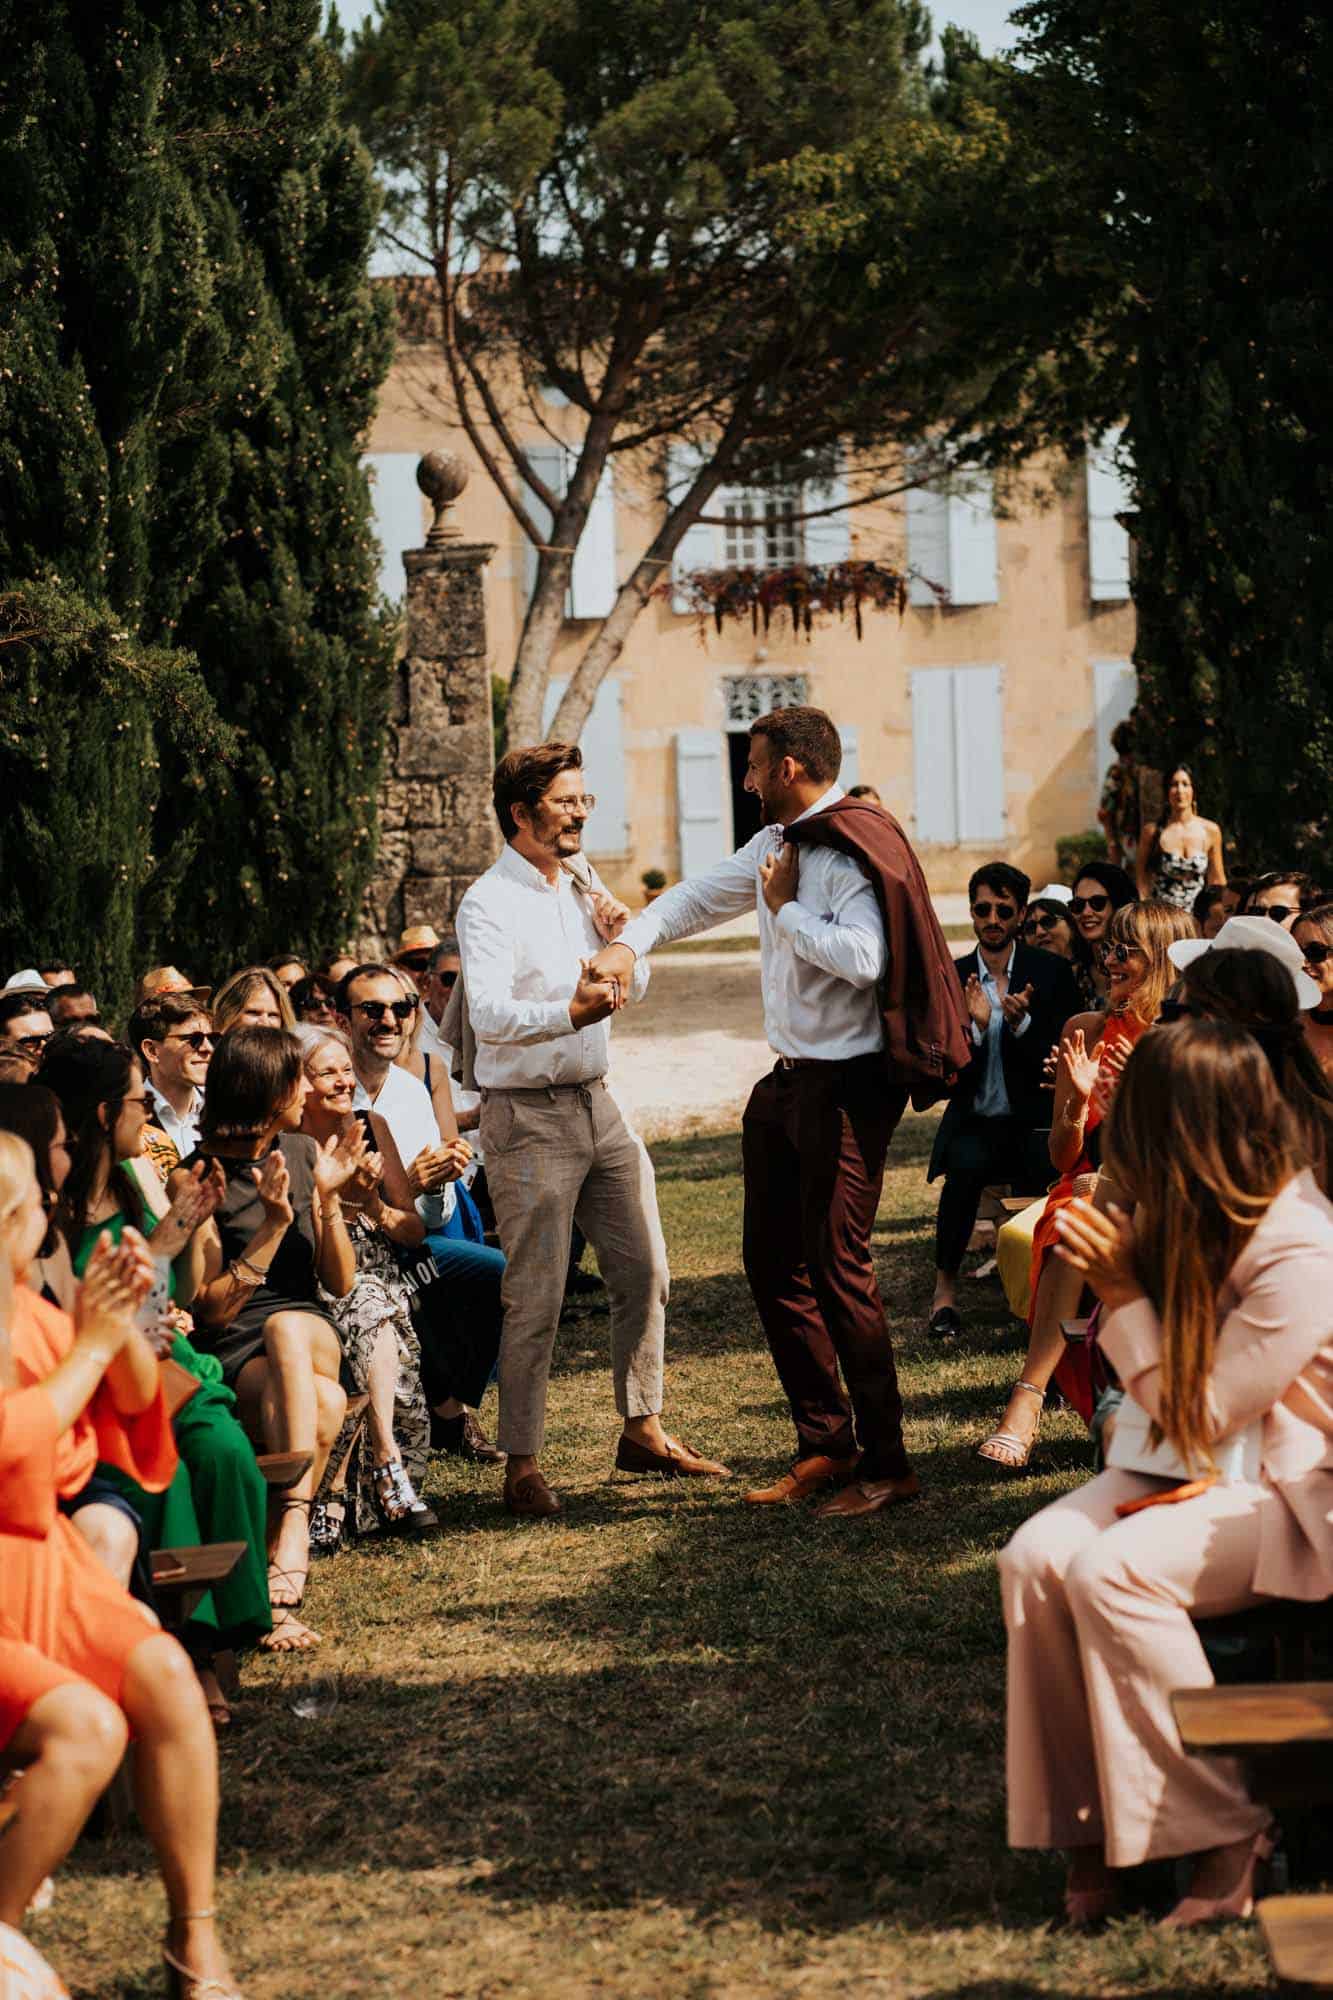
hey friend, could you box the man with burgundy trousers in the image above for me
[594,706,968,1517]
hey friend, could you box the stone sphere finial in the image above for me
[417,450,470,545]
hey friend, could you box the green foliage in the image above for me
[0,584,234,1019]
[1054,829,1108,884]
[0,1,394,979]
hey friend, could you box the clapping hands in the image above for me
[75,1226,157,1354]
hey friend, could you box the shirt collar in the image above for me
[978,941,1018,983]
[498,841,566,892]
[788,783,844,831]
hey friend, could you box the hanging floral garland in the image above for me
[656,559,912,640]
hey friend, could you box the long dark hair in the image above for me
[1143,764,1199,875]
[38,1037,140,1244]
[199,1026,302,1144]
[0,1082,62,1256]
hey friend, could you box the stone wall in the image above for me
[359,538,501,954]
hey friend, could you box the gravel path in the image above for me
[607,950,771,1140]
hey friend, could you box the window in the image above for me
[722,492,802,569]
[722,673,810,725]
[668,444,850,610]
[1086,430,1133,602]
[906,466,999,608]
[910,665,1006,844]
[522,446,617,619]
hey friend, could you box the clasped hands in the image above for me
[965,975,1034,1033]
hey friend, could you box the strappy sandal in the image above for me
[309,1498,346,1559]
[163,1909,245,1999]
[977,1380,1045,1470]
[266,1496,310,1607]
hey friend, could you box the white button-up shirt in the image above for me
[456,844,650,1089]
[146,1084,203,1162]
[352,1062,455,1229]
[619,785,887,1062]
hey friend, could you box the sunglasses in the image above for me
[435,969,458,989]
[1022,914,1059,936]
[14,1032,51,1054]
[166,1030,215,1051]
[397,953,432,972]
[1256,905,1300,925]
[1070,893,1111,915]
[1302,940,1333,966]
[299,999,335,1017]
[352,998,416,1023]
[971,901,1017,920]
[1100,941,1139,966]
[1157,996,1200,1023]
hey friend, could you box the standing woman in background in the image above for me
[1137,765,1226,909]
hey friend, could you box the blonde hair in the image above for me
[1108,899,1198,1027]
[211,965,296,1035]
[1103,1021,1305,1471]
[0,1131,37,1231]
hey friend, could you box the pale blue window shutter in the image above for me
[837,724,860,791]
[522,444,566,608]
[947,471,999,605]
[543,676,629,855]
[953,664,1006,842]
[803,449,850,566]
[569,464,617,619]
[907,483,951,607]
[675,729,729,874]
[910,669,959,842]
[362,453,424,603]
[668,444,720,612]
[1087,430,1133,601]
[1093,657,1137,797]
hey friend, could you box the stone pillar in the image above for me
[360,453,502,953]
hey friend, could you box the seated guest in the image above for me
[1294,900,1333,1081]
[1191,881,1241,939]
[37,959,77,989]
[1168,918,1333,1185]
[1068,862,1136,1004]
[269,954,308,992]
[977,900,1195,1468]
[296,1026,438,1544]
[0,1144,245,1999]
[289,973,339,1026]
[136,965,211,1009]
[318,949,359,986]
[46,985,100,1031]
[0,989,53,1075]
[39,1038,274,1709]
[1000,1022,1333,1928]
[338,964,505,1462]
[845,782,881,803]
[187,1028,360,1646]
[1243,869,1321,930]
[130,991,215,1171]
[211,965,294,1034]
[1020,895,1080,965]
[927,864,1082,1338]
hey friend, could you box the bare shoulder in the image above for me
[1063,1008,1107,1042]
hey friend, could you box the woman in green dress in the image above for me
[38,1038,280,1725]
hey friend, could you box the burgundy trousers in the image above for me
[741,1056,911,1480]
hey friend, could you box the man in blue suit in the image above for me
[925,863,1082,1338]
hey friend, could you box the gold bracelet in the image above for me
[319,1202,345,1223]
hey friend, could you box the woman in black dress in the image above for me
[186,1028,366,1649]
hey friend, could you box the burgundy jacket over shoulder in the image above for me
[785,797,970,1107]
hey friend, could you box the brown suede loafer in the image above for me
[743,1453,861,1505]
[615,1433,730,1479]
[504,1469,562,1519]
[815,1473,921,1518]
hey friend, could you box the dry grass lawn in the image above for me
[33,1111,1303,1997]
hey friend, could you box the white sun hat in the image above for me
[2,968,50,999]
[1033,882,1073,904]
[1168,914,1321,1010]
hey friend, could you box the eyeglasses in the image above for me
[397,953,431,972]
[166,1031,215,1051]
[971,902,1017,920]
[548,795,596,816]
[352,998,416,1023]
[299,999,335,1018]
[1256,905,1300,925]
[121,1094,151,1108]
[1100,941,1139,966]
[1022,914,1059,937]
[1302,940,1333,966]
[435,970,458,990]
[14,1033,51,1054]
[1157,997,1200,1023]
[1070,894,1111,915]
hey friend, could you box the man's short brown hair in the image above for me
[128,991,212,1063]
[493,741,583,840]
[749,705,842,786]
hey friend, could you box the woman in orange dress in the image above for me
[977,900,1198,1467]
[0,1134,243,2000]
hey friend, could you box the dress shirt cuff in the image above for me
[1008,1009,1032,1038]
[617,914,653,960]
[970,1020,984,1047]
[774,901,806,941]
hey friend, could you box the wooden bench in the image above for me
[255,1450,314,1488]
[1171,1683,1333,1810]
[1257,1894,1333,1994]
[150,1541,247,1632]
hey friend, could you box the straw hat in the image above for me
[394,925,441,962]
[136,965,213,1006]
[1168,915,1321,1010]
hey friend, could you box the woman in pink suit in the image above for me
[1000,1020,1333,1927]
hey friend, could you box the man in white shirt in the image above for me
[596,705,921,1519]
[130,990,214,1161]
[457,741,729,1519]
[339,963,506,1463]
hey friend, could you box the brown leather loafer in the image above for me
[743,1453,861,1505]
[504,1469,561,1519]
[615,1432,730,1478]
[815,1473,921,1518]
